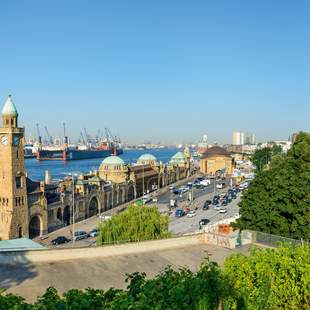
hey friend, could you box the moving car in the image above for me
[187,210,196,218]
[219,208,227,213]
[214,205,221,211]
[51,236,70,245]
[74,230,88,241]
[199,218,210,226]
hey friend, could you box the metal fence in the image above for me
[253,230,305,248]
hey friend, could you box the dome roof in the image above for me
[138,154,157,161]
[2,95,18,116]
[170,151,186,165]
[172,152,186,160]
[101,156,125,166]
[202,146,230,157]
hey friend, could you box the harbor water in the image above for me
[25,148,180,181]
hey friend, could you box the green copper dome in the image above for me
[137,154,157,162]
[2,95,18,116]
[101,156,125,166]
[170,151,186,165]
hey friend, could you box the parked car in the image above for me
[99,214,112,221]
[170,199,177,208]
[199,218,210,226]
[169,185,175,191]
[51,236,70,245]
[74,231,88,241]
[200,179,211,186]
[214,205,221,211]
[183,207,191,215]
[175,208,185,217]
[187,210,196,218]
[221,200,228,206]
[216,182,226,189]
[142,194,152,204]
[203,201,211,210]
[212,197,219,205]
[89,228,99,238]
[187,182,193,188]
[152,197,158,203]
[173,189,181,195]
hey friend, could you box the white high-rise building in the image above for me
[232,131,244,145]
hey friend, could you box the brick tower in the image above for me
[0,95,29,240]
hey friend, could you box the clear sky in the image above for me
[1,1,309,144]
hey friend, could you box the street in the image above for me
[37,178,240,248]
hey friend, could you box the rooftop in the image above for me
[201,146,230,157]
[2,95,18,116]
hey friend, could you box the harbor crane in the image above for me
[36,123,42,144]
[83,128,91,144]
[105,127,119,144]
[44,126,53,145]
[79,130,86,145]
[63,122,68,145]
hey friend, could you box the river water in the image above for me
[25,148,180,181]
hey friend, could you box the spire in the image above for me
[2,95,18,117]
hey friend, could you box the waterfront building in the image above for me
[232,131,244,146]
[0,95,191,240]
[199,146,233,176]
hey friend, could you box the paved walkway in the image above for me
[0,243,251,303]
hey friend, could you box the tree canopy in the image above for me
[97,205,170,245]
[234,132,310,240]
[251,144,282,171]
[0,244,309,309]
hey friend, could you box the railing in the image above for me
[253,230,304,247]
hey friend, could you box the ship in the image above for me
[36,125,124,161]
[37,140,123,161]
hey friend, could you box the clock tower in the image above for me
[0,95,29,240]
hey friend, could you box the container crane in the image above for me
[63,122,68,145]
[79,130,86,145]
[44,126,53,145]
[36,123,42,145]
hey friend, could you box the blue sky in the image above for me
[1,1,309,144]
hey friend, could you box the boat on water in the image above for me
[37,147,123,161]
[36,138,123,161]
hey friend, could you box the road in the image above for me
[37,178,240,248]
[157,181,240,235]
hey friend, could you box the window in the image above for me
[16,176,21,189]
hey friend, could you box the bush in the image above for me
[97,205,170,245]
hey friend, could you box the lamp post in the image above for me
[65,172,80,246]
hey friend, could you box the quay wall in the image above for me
[0,234,205,265]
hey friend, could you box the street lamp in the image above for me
[65,172,80,246]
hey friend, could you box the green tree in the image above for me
[223,244,310,309]
[251,144,281,171]
[97,205,170,245]
[234,132,310,240]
